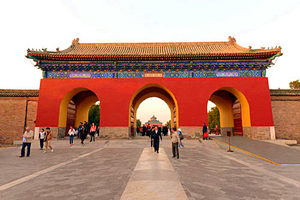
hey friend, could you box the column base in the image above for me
[100,127,129,139]
[243,126,272,140]
[220,127,234,136]
[179,126,202,139]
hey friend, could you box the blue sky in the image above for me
[0,0,299,123]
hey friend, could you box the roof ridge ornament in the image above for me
[228,36,236,43]
[72,38,80,45]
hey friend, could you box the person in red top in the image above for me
[90,123,97,142]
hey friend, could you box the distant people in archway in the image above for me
[44,127,54,153]
[178,128,184,148]
[146,124,151,137]
[170,127,180,159]
[152,126,162,153]
[19,127,33,157]
[203,123,208,140]
[39,128,45,150]
[90,123,96,142]
[162,126,168,136]
[142,125,146,136]
[68,126,75,146]
[136,126,140,136]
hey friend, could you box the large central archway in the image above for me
[129,84,179,137]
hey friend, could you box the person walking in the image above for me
[78,122,84,139]
[39,128,45,150]
[89,123,96,142]
[150,127,154,147]
[20,127,34,157]
[44,127,54,153]
[170,127,180,159]
[68,126,75,146]
[152,126,162,153]
[178,128,184,148]
[80,125,86,145]
[203,123,208,140]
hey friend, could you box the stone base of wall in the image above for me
[179,126,202,139]
[243,126,271,140]
[100,127,129,139]
[57,127,66,139]
[220,127,234,136]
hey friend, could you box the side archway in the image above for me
[58,88,100,137]
[208,87,251,135]
[129,84,179,136]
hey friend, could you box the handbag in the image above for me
[204,132,208,138]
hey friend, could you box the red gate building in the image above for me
[26,36,282,139]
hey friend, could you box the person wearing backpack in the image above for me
[178,128,184,148]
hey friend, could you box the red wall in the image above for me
[36,77,274,127]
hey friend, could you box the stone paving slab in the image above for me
[120,147,188,200]
[0,147,143,200]
[214,136,300,164]
[167,140,300,200]
[1,139,300,200]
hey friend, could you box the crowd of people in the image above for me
[20,122,209,159]
[19,122,99,158]
[137,125,170,137]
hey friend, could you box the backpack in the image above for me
[179,131,184,140]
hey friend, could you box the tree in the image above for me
[289,80,300,89]
[165,120,171,127]
[207,107,220,129]
[88,104,100,126]
[136,119,141,127]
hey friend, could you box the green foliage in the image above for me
[165,120,171,127]
[207,106,220,129]
[136,119,141,127]
[88,104,100,126]
[289,80,300,89]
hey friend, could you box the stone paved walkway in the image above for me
[214,136,300,164]
[1,138,300,199]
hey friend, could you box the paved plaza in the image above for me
[1,137,300,200]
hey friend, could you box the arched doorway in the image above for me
[129,84,178,137]
[208,87,251,136]
[58,88,100,137]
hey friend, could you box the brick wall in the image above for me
[270,90,300,143]
[0,97,38,144]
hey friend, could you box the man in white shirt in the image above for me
[20,127,34,157]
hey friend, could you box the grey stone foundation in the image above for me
[100,127,129,139]
[220,127,234,136]
[179,126,202,139]
[243,126,271,140]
